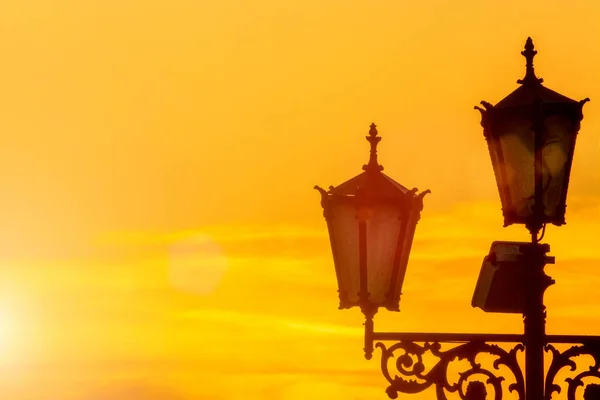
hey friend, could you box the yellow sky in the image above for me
[0,0,600,399]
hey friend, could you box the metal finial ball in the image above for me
[525,37,534,51]
[369,123,378,137]
[522,37,538,59]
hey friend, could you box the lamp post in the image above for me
[315,39,600,400]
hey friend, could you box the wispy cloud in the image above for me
[176,307,362,337]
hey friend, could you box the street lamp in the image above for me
[315,39,600,400]
[314,123,430,357]
[475,37,589,241]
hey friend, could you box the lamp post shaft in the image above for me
[524,244,551,400]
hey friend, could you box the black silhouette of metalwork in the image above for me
[375,339,524,400]
[365,331,600,400]
[545,342,600,400]
[315,37,600,400]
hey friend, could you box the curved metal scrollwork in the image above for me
[375,341,525,400]
[545,342,600,400]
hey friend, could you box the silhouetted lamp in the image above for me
[475,38,589,240]
[309,39,600,400]
[315,123,430,317]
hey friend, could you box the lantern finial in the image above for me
[363,123,384,173]
[517,37,544,85]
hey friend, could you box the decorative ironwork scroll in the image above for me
[375,340,525,400]
[545,342,600,400]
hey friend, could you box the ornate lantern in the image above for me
[315,123,429,317]
[475,38,589,239]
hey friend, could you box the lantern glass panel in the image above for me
[495,114,535,219]
[328,201,360,305]
[542,114,575,218]
[392,211,418,302]
[366,204,402,305]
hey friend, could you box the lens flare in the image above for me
[168,234,229,295]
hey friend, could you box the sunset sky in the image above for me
[0,0,600,399]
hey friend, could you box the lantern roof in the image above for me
[494,37,579,109]
[495,83,578,109]
[327,123,414,199]
[330,171,412,198]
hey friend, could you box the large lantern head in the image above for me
[475,38,589,240]
[315,123,429,317]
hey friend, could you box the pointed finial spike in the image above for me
[362,122,384,172]
[517,37,543,85]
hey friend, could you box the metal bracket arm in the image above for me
[364,317,600,400]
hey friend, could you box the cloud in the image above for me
[81,383,187,400]
[73,198,600,324]
[91,196,600,258]
[176,307,362,338]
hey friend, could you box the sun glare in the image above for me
[168,234,229,295]
[0,309,13,359]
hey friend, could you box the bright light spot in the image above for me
[168,234,229,295]
[0,318,8,349]
[0,308,15,360]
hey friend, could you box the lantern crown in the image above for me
[495,38,579,109]
[327,123,414,199]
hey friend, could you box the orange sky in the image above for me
[0,0,600,399]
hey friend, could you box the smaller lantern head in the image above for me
[475,38,590,239]
[315,123,429,316]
